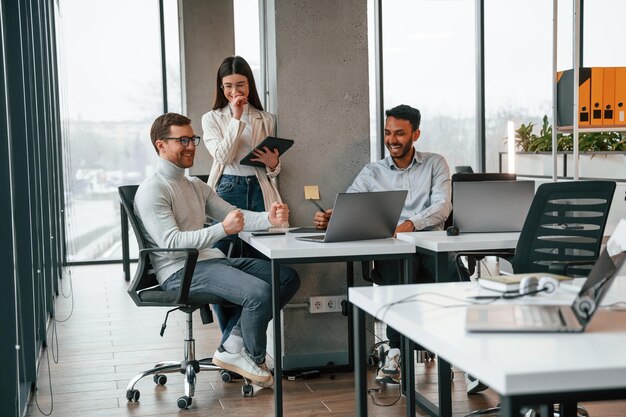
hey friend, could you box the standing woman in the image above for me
[202,56,284,239]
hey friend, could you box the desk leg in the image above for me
[437,358,452,417]
[271,260,283,417]
[347,262,354,371]
[434,251,449,283]
[401,254,416,417]
[353,304,367,416]
[402,336,416,417]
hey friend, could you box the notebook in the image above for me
[465,219,626,333]
[295,190,407,243]
[453,180,535,233]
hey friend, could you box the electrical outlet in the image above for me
[309,295,345,313]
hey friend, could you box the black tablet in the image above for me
[240,136,294,167]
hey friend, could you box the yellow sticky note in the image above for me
[304,185,320,200]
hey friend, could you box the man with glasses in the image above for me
[134,112,300,387]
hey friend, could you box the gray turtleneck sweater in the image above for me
[134,158,272,284]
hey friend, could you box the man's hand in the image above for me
[269,202,289,225]
[313,209,333,230]
[250,146,279,170]
[222,209,244,235]
[394,220,415,236]
[231,94,248,120]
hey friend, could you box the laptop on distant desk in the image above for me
[296,190,407,243]
[453,180,535,233]
[465,219,626,333]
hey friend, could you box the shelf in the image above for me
[556,126,626,133]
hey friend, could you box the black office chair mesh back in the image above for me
[119,184,180,305]
[512,180,616,276]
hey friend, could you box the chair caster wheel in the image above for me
[242,384,254,397]
[153,374,167,385]
[177,395,192,409]
[126,389,140,402]
[221,370,233,383]
[221,370,243,383]
[367,354,379,367]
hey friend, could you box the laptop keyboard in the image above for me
[515,306,564,327]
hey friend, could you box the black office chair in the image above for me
[459,180,615,417]
[455,180,616,279]
[118,185,249,410]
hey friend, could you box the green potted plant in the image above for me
[504,115,626,178]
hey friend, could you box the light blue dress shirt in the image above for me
[346,151,451,231]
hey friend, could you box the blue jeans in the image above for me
[162,258,300,363]
[213,174,267,335]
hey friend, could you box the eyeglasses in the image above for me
[221,81,248,92]
[160,135,201,147]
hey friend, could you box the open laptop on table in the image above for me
[295,190,407,243]
[453,180,535,233]
[466,219,626,333]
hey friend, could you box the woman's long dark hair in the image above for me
[212,56,264,111]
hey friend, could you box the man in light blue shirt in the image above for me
[314,104,452,384]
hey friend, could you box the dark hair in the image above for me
[385,105,421,131]
[212,56,264,111]
[150,112,191,154]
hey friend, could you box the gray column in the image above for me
[266,0,371,369]
[180,0,234,175]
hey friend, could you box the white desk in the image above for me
[396,231,520,282]
[239,230,416,417]
[350,281,626,417]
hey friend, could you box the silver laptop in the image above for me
[466,219,626,333]
[453,180,535,233]
[296,190,407,243]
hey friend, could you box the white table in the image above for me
[239,230,416,417]
[350,281,626,417]
[396,231,520,282]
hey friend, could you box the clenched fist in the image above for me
[222,209,244,235]
[268,202,289,226]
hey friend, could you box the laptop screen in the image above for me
[573,219,626,325]
[452,180,535,233]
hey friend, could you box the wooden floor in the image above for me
[27,264,626,417]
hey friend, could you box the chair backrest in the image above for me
[513,180,616,276]
[445,172,518,229]
[118,185,165,302]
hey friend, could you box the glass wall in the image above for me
[381,0,476,172]
[59,0,181,262]
[234,0,264,107]
[484,0,554,174]
[583,0,626,67]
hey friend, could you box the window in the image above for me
[59,0,180,262]
[381,0,476,171]
[234,0,264,107]
[484,0,553,174]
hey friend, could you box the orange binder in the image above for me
[590,67,604,126]
[615,67,626,126]
[603,67,616,125]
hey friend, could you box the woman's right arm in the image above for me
[202,111,245,164]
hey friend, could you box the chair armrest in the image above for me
[548,260,596,276]
[454,250,515,281]
[138,247,199,304]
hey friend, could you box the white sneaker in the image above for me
[213,347,271,383]
[375,348,401,384]
[253,363,274,388]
